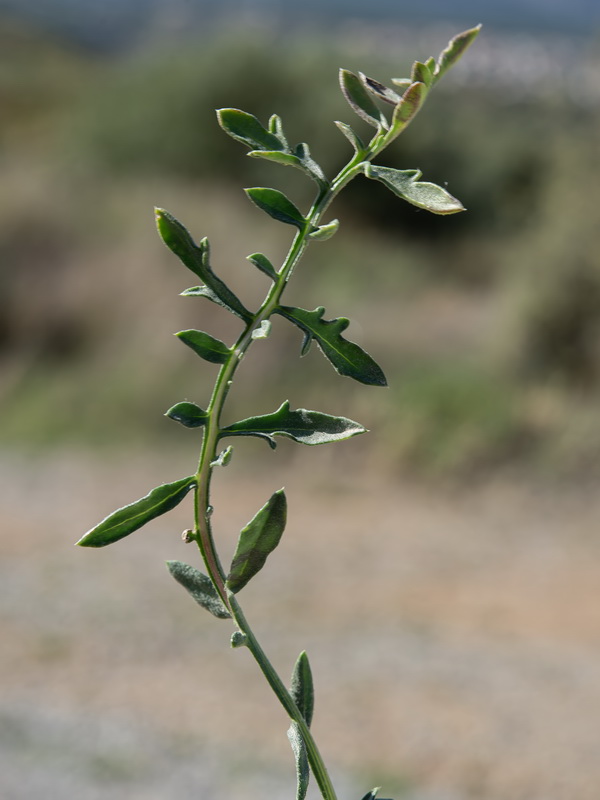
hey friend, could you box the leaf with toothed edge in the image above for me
[220,400,367,446]
[363,164,465,215]
[226,489,287,593]
[77,477,196,547]
[276,305,387,386]
[167,561,231,619]
[155,209,251,321]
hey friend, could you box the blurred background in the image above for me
[2,1,600,799]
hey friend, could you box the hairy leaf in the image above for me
[221,400,367,446]
[226,489,287,593]
[248,150,303,168]
[411,60,433,87]
[165,401,209,428]
[176,329,231,364]
[247,252,277,280]
[217,108,285,151]
[359,73,402,105]
[288,723,310,800]
[276,305,387,386]
[433,24,481,84]
[155,209,251,321]
[309,219,339,242]
[339,69,387,129]
[290,651,314,727]
[245,187,307,229]
[390,81,427,133]
[77,477,196,547]
[167,561,231,619]
[334,120,365,153]
[363,164,465,215]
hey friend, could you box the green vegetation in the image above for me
[2,20,600,477]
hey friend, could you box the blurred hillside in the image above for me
[2,16,600,477]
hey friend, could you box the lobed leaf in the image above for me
[433,24,482,84]
[226,489,287,593]
[77,477,196,547]
[166,561,231,619]
[221,400,367,446]
[165,401,209,428]
[217,108,285,151]
[245,187,308,229]
[176,329,231,364]
[276,305,387,386]
[363,164,465,215]
[155,209,251,321]
[339,69,387,129]
[247,252,277,280]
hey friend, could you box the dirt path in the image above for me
[2,449,600,799]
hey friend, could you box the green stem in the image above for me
[192,141,384,799]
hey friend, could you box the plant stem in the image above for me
[192,146,379,799]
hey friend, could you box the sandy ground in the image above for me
[2,447,600,800]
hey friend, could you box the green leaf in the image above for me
[248,150,303,168]
[268,113,288,147]
[155,209,251,321]
[433,24,482,84]
[166,561,231,619]
[276,305,387,386]
[294,142,328,186]
[211,445,234,467]
[360,790,380,800]
[251,319,271,339]
[359,73,402,106]
[221,400,367,446]
[245,187,308,229]
[77,477,196,548]
[339,69,387,129]
[165,401,209,428]
[288,723,310,800]
[216,108,285,151]
[230,631,248,648]
[411,60,433,87]
[390,82,427,133]
[290,651,314,727]
[226,489,287,593]
[247,252,277,280]
[176,329,231,364]
[363,164,465,215]
[334,121,365,153]
[390,78,412,91]
[309,219,339,242]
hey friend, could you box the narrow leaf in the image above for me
[221,400,367,446]
[363,164,465,215]
[217,108,285,151]
[334,121,365,153]
[309,219,339,242]
[226,489,287,593]
[77,477,196,548]
[268,113,288,147]
[390,78,412,91]
[411,60,433,87]
[247,252,277,280]
[390,81,427,134]
[165,401,209,428]
[155,209,251,321]
[339,69,387,129]
[276,305,387,386]
[245,187,307,229]
[290,651,314,727]
[167,561,231,619]
[433,24,482,83]
[287,723,310,800]
[359,73,402,105]
[360,790,380,800]
[294,142,328,185]
[176,329,231,364]
[248,150,303,168]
